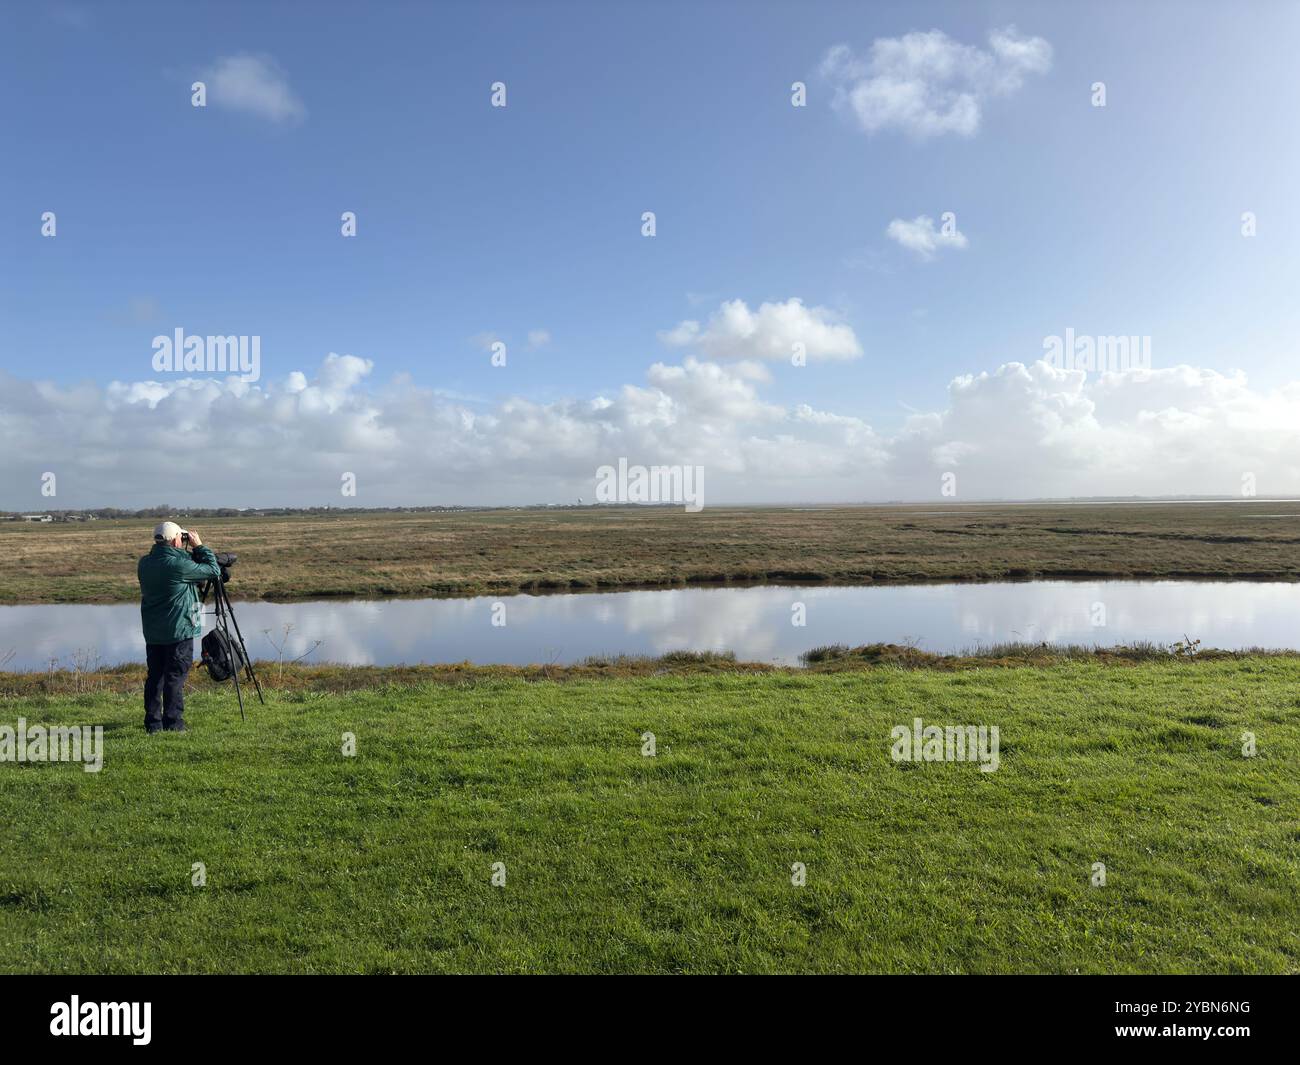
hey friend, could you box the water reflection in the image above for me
[1,580,1298,670]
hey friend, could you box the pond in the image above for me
[1,580,1298,671]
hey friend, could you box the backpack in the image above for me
[201,629,245,683]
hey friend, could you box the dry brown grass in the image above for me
[3,500,1300,605]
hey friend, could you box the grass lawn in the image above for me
[2,659,1297,973]
[7,500,1300,603]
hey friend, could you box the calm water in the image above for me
[2,580,1298,670]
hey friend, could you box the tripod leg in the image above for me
[245,657,265,703]
[214,589,246,722]
[230,646,247,722]
[220,583,264,705]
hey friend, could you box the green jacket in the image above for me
[138,543,221,645]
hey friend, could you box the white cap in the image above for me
[153,521,184,541]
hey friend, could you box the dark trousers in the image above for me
[144,639,194,732]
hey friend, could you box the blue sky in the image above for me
[2,1,1298,508]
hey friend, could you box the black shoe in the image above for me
[146,727,162,735]
[164,724,188,733]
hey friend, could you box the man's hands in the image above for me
[185,529,204,548]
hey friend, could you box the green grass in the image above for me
[2,660,1298,973]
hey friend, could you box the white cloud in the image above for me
[659,298,862,362]
[202,54,306,124]
[3,355,1299,508]
[886,215,968,260]
[820,26,1051,139]
[886,361,1300,499]
[527,329,551,348]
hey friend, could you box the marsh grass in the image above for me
[7,500,1300,604]
[7,643,1297,698]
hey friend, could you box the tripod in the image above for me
[200,575,264,721]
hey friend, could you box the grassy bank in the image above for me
[0,642,1290,697]
[2,657,1297,973]
[6,500,1300,604]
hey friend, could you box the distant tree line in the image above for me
[1,503,604,522]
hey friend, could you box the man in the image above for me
[137,521,221,733]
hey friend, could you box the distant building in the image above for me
[21,514,53,523]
